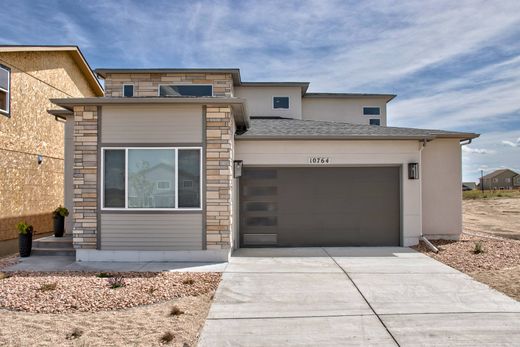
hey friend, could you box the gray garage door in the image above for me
[239,167,400,247]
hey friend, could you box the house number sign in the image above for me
[309,156,331,164]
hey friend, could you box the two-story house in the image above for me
[479,169,519,190]
[0,46,103,245]
[50,68,478,262]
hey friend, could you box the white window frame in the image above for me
[272,96,290,110]
[157,84,214,97]
[122,83,134,97]
[100,146,203,211]
[363,106,381,116]
[0,64,10,116]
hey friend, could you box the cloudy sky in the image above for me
[1,0,519,181]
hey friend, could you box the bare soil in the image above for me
[0,294,213,346]
[463,198,520,240]
[414,235,520,301]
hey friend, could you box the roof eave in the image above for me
[235,135,436,141]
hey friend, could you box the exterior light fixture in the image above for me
[233,160,243,178]
[37,155,43,165]
[408,162,419,179]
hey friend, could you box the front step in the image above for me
[31,235,75,256]
[31,247,75,256]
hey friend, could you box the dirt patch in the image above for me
[0,272,220,313]
[0,293,213,347]
[463,198,520,240]
[414,234,520,301]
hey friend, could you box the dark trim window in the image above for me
[0,64,10,117]
[369,119,381,126]
[159,85,213,97]
[273,96,290,109]
[102,147,202,210]
[363,107,380,115]
[123,84,134,97]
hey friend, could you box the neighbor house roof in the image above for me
[50,96,250,128]
[0,45,104,96]
[236,118,479,141]
[481,169,519,180]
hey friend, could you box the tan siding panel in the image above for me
[100,213,203,250]
[101,105,202,143]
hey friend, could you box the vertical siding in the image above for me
[101,105,203,143]
[100,213,203,250]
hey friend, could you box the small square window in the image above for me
[273,97,289,109]
[123,84,134,97]
[363,107,380,115]
[0,64,11,116]
[369,119,380,126]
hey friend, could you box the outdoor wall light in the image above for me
[408,162,419,179]
[233,160,243,178]
[37,155,43,165]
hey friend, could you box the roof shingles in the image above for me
[236,118,479,140]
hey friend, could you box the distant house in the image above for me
[0,46,103,242]
[462,182,477,191]
[479,169,519,190]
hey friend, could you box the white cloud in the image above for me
[462,147,495,154]
[502,140,518,147]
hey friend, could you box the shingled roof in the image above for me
[236,118,479,140]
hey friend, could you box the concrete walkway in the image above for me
[4,255,227,272]
[198,247,520,346]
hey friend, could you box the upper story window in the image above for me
[159,85,213,97]
[369,119,381,126]
[273,96,290,109]
[363,107,380,116]
[0,64,10,117]
[123,84,134,97]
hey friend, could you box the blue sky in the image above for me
[2,0,520,181]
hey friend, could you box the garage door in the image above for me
[239,167,400,247]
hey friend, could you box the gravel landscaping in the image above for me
[414,234,520,301]
[0,271,220,313]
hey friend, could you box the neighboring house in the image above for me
[479,169,519,190]
[50,67,478,262]
[462,182,477,191]
[0,46,103,242]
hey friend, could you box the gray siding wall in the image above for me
[101,105,203,143]
[100,213,203,250]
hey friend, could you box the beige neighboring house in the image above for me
[0,46,103,242]
[50,67,479,262]
[479,169,519,190]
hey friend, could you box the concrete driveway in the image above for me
[198,247,520,346]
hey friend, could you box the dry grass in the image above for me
[414,234,520,300]
[463,189,520,200]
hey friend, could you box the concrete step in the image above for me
[32,236,73,249]
[31,247,75,256]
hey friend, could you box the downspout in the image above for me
[418,139,439,253]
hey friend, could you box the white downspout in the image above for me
[418,139,439,253]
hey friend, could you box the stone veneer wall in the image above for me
[72,105,98,249]
[205,106,234,249]
[104,73,234,97]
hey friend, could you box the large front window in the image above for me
[159,85,213,97]
[102,147,201,210]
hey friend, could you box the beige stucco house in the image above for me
[50,68,478,262]
[0,46,103,243]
